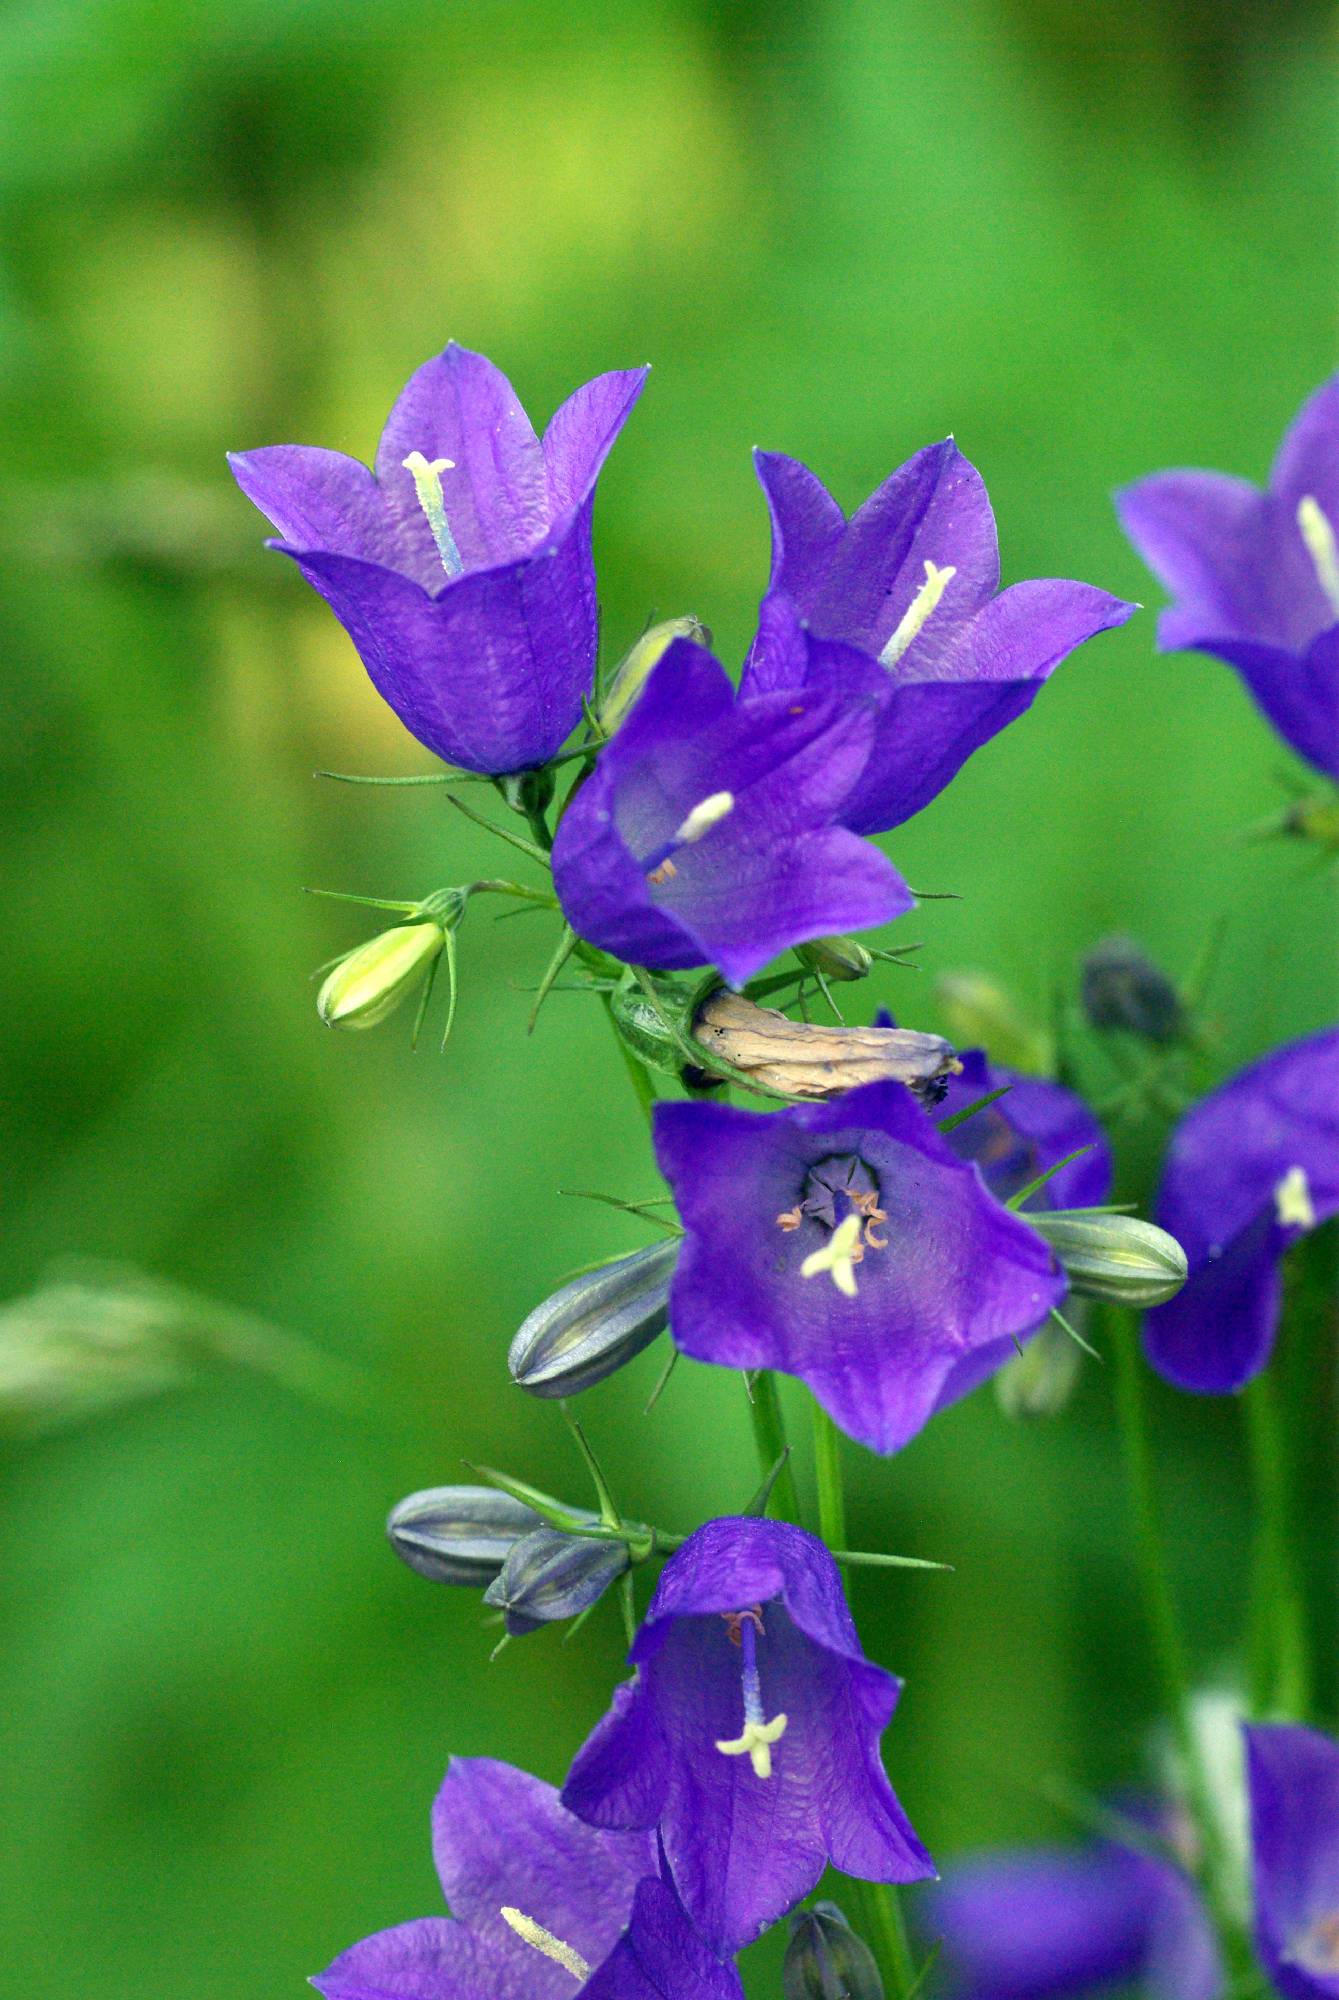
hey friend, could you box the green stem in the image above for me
[1244,1367,1311,1719]
[808,1394,915,2000]
[746,1373,802,1524]
[1109,1311,1249,1966]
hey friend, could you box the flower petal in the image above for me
[312,1918,520,2000]
[1246,1722,1339,2000]
[580,1877,745,2000]
[228,445,406,568]
[543,367,650,514]
[374,343,549,572]
[752,450,847,607]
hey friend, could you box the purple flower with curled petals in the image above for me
[551,639,913,986]
[1118,377,1339,780]
[929,1817,1221,2000]
[562,1516,933,1955]
[652,1080,1065,1454]
[313,1756,742,2000]
[230,344,647,777]
[1246,1723,1339,1999]
[1144,1027,1339,1394]
[740,443,1135,834]
[938,1048,1113,1212]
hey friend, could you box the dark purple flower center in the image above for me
[776,1153,888,1296]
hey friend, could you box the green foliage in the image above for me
[1,2,1335,1994]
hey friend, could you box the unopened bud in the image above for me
[1081,936,1184,1045]
[483,1525,630,1635]
[608,977,694,1079]
[995,1314,1084,1419]
[935,970,1052,1073]
[693,990,959,1103]
[796,936,875,983]
[386,1484,541,1586]
[600,617,712,732]
[784,1902,885,2000]
[1028,1211,1188,1307]
[318,921,444,1030]
[509,1240,678,1398]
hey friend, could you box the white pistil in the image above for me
[1275,1164,1316,1231]
[499,1907,592,1982]
[878,559,957,668]
[800,1211,864,1297]
[715,1712,789,1779]
[1297,496,1339,621]
[402,450,464,578]
[672,790,735,845]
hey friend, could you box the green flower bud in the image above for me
[317,921,444,1030]
[600,616,712,733]
[1080,936,1185,1045]
[386,1484,541,1586]
[935,970,1052,1072]
[508,1240,678,1397]
[607,977,697,1079]
[795,936,875,983]
[995,1313,1084,1419]
[483,1524,630,1635]
[1028,1211,1189,1307]
[783,1902,885,2000]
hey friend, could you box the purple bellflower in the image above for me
[937,1047,1113,1212]
[652,1080,1066,1454]
[1144,1027,1339,1393]
[551,639,913,987]
[1117,377,1339,781]
[1247,1722,1339,1999]
[561,1516,934,1956]
[312,1756,742,2000]
[741,442,1135,834]
[230,344,647,777]
[928,1818,1221,2000]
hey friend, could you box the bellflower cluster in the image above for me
[233,346,1339,2000]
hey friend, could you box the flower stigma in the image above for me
[1274,1164,1316,1231]
[499,1906,592,1982]
[800,1212,864,1296]
[879,559,957,668]
[782,1154,889,1297]
[644,792,735,888]
[402,451,465,578]
[1297,496,1339,622]
[715,1607,788,1779]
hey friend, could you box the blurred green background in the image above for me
[2,0,1336,1992]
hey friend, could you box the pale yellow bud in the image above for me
[317,922,444,1030]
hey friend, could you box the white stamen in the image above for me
[499,1907,592,1982]
[1297,497,1339,621]
[672,790,735,845]
[879,559,957,668]
[402,451,464,578]
[1275,1165,1316,1231]
[800,1212,863,1297]
[715,1712,789,1779]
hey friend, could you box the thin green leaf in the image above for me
[937,1084,1013,1134]
[830,1549,954,1573]
[528,924,578,1034]
[1005,1146,1094,1210]
[445,791,550,865]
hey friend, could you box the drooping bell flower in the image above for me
[230,344,647,777]
[313,1757,742,2000]
[652,1080,1065,1454]
[740,445,1135,834]
[551,639,913,987]
[1117,376,1339,781]
[1246,1722,1339,1999]
[928,1818,1221,2000]
[561,1516,934,1956]
[936,1047,1113,1211]
[1144,1027,1339,1393]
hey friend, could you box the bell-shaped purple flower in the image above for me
[928,1821,1221,2000]
[1144,1027,1339,1393]
[312,1757,742,2000]
[1117,377,1339,781]
[937,1048,1113,1211]
[230,344,647,777]
[561,1516,934,1956]
[1246,1722,1339,1999]
[741,444,1135,834]
[551,640,913,987]
[652,1080,1065,1454]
